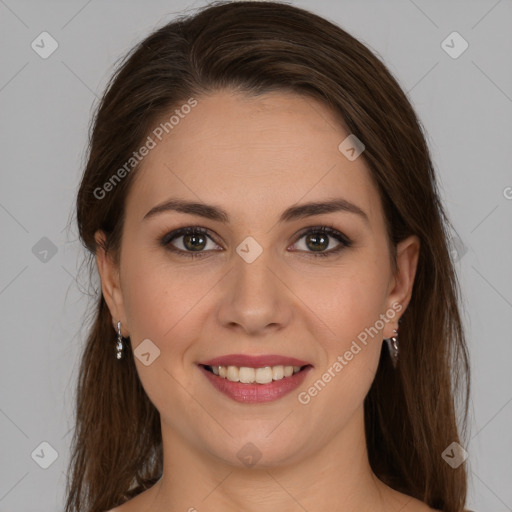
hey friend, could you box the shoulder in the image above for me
[393,499,474,512]
[383,489,442,512]
[103,487,153,512]
[105,504,135,512]
[104,504,130,512]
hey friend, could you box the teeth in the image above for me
[227,366,239,382]
[272,365,284,380]
[239,366,256,383]
[207,364,303,384]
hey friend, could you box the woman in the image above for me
[65,1,472,511]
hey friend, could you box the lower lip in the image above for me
[198,365,313,403]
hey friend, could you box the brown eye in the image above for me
[291,226,352,258]
[304,231,330,252]
[160,225,352,259]
[161,227,220,258]
[181,231,207,251]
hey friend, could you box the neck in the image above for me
[150,405,391,512]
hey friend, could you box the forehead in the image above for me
[125,90,382,227]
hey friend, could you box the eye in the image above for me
[160,227,221,258]
[160,225,352,259]
[290,225,352,258]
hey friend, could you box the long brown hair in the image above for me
[66,2,471,511]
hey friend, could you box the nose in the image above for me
[215,242,293,336]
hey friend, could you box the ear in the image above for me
[383,234,420,338]
[94,230,129,336]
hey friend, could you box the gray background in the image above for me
[1,0,511,510]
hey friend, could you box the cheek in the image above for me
[119,253,208,414]
[121,258,168,338]
[298,268,387,420]
[301,257,390,343]
[298,255,389,405]
[120,248,218,356]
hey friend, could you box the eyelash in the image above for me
[159,225,352,259]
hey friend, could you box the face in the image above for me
[96,89,419,468]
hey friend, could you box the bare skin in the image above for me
[97,89,436,512]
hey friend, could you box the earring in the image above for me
[385,328,399,368]
[116,321,124,360]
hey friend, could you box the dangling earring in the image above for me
[116,321,124,360]
[385,328,399,368]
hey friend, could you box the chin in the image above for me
[205,430,312,469]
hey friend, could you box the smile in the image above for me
[198,363,313,403]
[203,364,303,383]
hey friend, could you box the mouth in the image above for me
[197,361,313,403]
[199,363,312,384]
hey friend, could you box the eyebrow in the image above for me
[143,197,369,226]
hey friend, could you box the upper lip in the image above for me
[199,354,312,368]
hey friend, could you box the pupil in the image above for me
[185,233,205,251]
[307,233,327,252]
